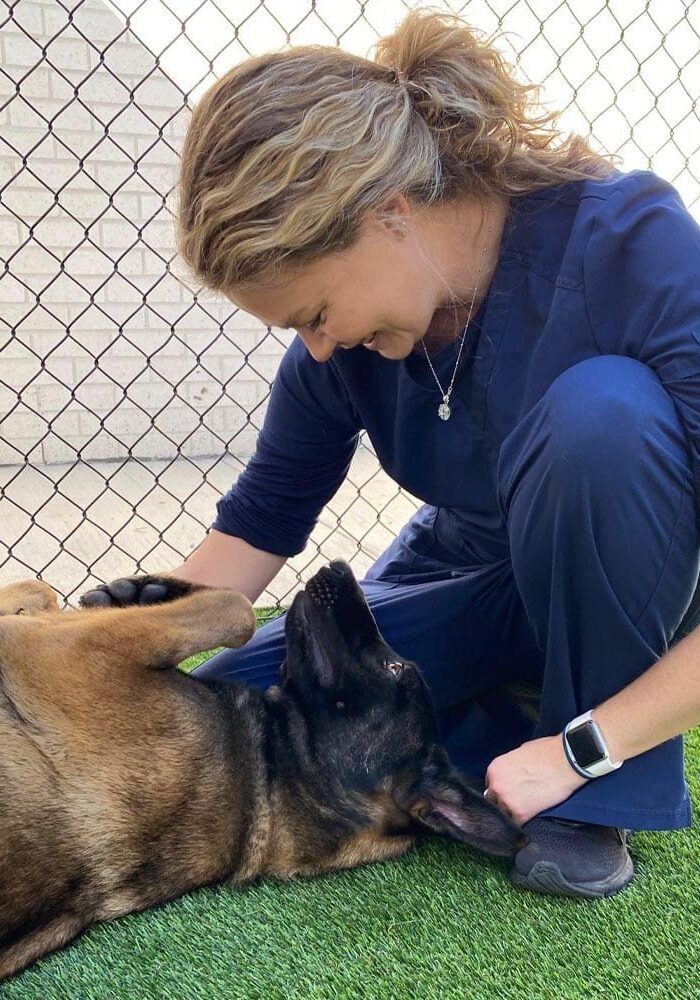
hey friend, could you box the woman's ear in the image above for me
[373,192,413,238]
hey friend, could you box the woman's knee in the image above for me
[501,355,689,510]
[542,356,681,475]
[500,355,698,642]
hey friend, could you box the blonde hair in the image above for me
[177,8,616,292]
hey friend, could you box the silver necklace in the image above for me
[421,217,492,421]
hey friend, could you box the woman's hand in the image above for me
[483,735,588,826]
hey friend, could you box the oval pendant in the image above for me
[438,401,451,421]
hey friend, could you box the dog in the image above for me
[0,561,524,980]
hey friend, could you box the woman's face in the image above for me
[226,206,459,363]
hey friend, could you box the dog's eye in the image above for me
[385,661,404,677]
[335,700,346,711]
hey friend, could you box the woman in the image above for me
[88,10,700,898]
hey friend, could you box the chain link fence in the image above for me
[1,0,699,606]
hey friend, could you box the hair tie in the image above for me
[390,66,409,87]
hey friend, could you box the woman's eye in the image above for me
[308,311,324,332]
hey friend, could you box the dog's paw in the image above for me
[79,575,196,609]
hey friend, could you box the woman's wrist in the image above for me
[549,734,590,791]
[589,705,635,764]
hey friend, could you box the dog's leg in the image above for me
[65,588,256,670]
[0,913,85,982]
[0,588,255,696]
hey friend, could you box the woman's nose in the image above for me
[295,329,337,362]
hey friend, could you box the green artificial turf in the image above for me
[3,621,699,1000]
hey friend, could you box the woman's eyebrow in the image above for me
[284,310,309,328]
[284,310,322,330]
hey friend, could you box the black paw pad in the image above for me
[139,582,169,605]
[109,578,139,605]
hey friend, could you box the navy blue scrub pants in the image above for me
[194,357,699,831]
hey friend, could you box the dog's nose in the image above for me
[306,568,340,608]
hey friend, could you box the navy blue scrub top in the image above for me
[214,169,700,558]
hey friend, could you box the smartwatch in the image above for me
[562,710,623,779]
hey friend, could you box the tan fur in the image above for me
[327,829,415,872]
[0,579,420,981]
[0,579,59,617]
[0,582,260,980]
[0,914,84,982]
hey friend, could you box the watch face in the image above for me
[567,721,606,769]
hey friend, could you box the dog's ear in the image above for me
[407,752,526,858]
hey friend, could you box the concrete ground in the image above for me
[0,442,420,607]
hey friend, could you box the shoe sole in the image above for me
[509,853,635,899]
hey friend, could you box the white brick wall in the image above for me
[1,0,698,601]
[0,0,281,466]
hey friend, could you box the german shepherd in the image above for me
[0,561,524,981]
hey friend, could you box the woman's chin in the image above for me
[365,332,416,360]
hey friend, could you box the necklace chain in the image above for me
[421,215,493,421]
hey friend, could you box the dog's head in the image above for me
[278,560,524,862]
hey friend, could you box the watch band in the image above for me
[563,710,623,779]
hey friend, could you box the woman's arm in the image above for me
[171,529,286,604]
[484,626,700,825]
[593,623,700,762]
[80,530,287,609]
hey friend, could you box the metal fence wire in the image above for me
[0,0,699,607]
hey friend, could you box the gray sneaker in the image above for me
[510,817,635,899]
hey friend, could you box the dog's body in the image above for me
[0,563,523,981]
